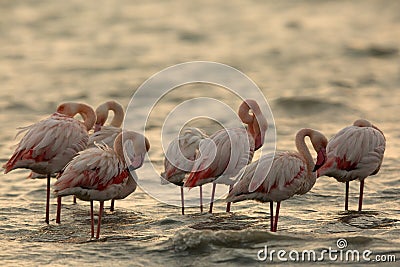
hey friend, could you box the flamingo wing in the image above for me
[228,151,308,203]
[4,113,88,173]
[54,146,128,194]
[323,125,385,181]
[161,127,207,185]
[88,126,121,148]
[185,128,254,187]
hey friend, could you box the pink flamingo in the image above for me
[88,100,125,211]
[89,100,124,148]
[54,131,150,239]
[184,99,268,213]
[317,119,385,211]
[161,127,208,214]
[3,102,96,224]
[227,128,327,232]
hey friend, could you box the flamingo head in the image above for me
[115,131,150,170]
[94,103,109,129]
[238,99,268,150]
[57,102,80,117]
[310,130,328,172]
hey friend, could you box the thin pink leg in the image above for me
[180,186,185,215]
[56,196,61,224]
[358,180,364,212]
[199,185,203,213]
[270,201,274,231]
[209,183,216,213]
[273,202,281,232]
[110,199,115,212]
[90,200,94,238]
[96,201,104,239]
[345,181,349,211]
[226,184,233,212]
[45,174,50,224]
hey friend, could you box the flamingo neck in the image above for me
[79,105,96,131]
[295,128,314,174]
[113,134,125,161]
[108,101,124,127]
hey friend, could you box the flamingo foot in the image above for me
[180,187,185,215]
[272,202,281,232]
[96,201,104,239]
[226,184,233,212]
[45,174,50,224]
[90,200,94,238]
[269,201,274,232]
[199,185,203,213]
[358,180,364,212]
[209,183,216,213]
[345,181,349,211]
[110,199,115,212]
[56,196,61,224]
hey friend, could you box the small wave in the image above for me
[345,43,399,58]
[273,96,349,115]
[173,229,303,252]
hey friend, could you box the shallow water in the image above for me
[1,0,400,266]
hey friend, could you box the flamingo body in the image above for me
[317,119,385,211]
[317,123,385,182]
[4,113,89,175]
[227,128,327,231]
[161,127,207,214]
[185,127,255,187]
[54,131,149,239]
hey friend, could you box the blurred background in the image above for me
[0,0,399,266]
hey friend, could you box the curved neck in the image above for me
[79,104,96,131]
[108,101,124,127]
[295,128,314,173]
[113,134,125,161]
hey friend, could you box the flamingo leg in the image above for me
[96,201,104,239]
[45,174,50,224]
[110,199,115,212]
[345,181,349,211]
[73,196,76,204]
[180,186,185,215]
[199,185,203,213]
[273,202,281,232]
[270,201,274,231]
[209,183,216,213]
[56,196,61,224]
[90,200,94,238]
[226,184,233,212]
[358,180,364,212]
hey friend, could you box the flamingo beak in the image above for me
[128,153,145,171]
[94,124,101,132]
[313,148,326,172]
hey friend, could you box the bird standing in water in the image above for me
[3,102,96,224]
[161,127,208,214]
[185,99,268,213]
[317,119,385,211]
[54,131,150,239]
[227,128,327,232]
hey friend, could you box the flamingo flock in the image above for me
[2,98,386,238]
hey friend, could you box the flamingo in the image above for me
[88,100,124,148]
[161,127,208,214]
[88,100,125,211]
[227,128,328,232]
[184,99,268,213]
[317,119,385,211]
[3,102,96,224]
[53,131,150,239]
